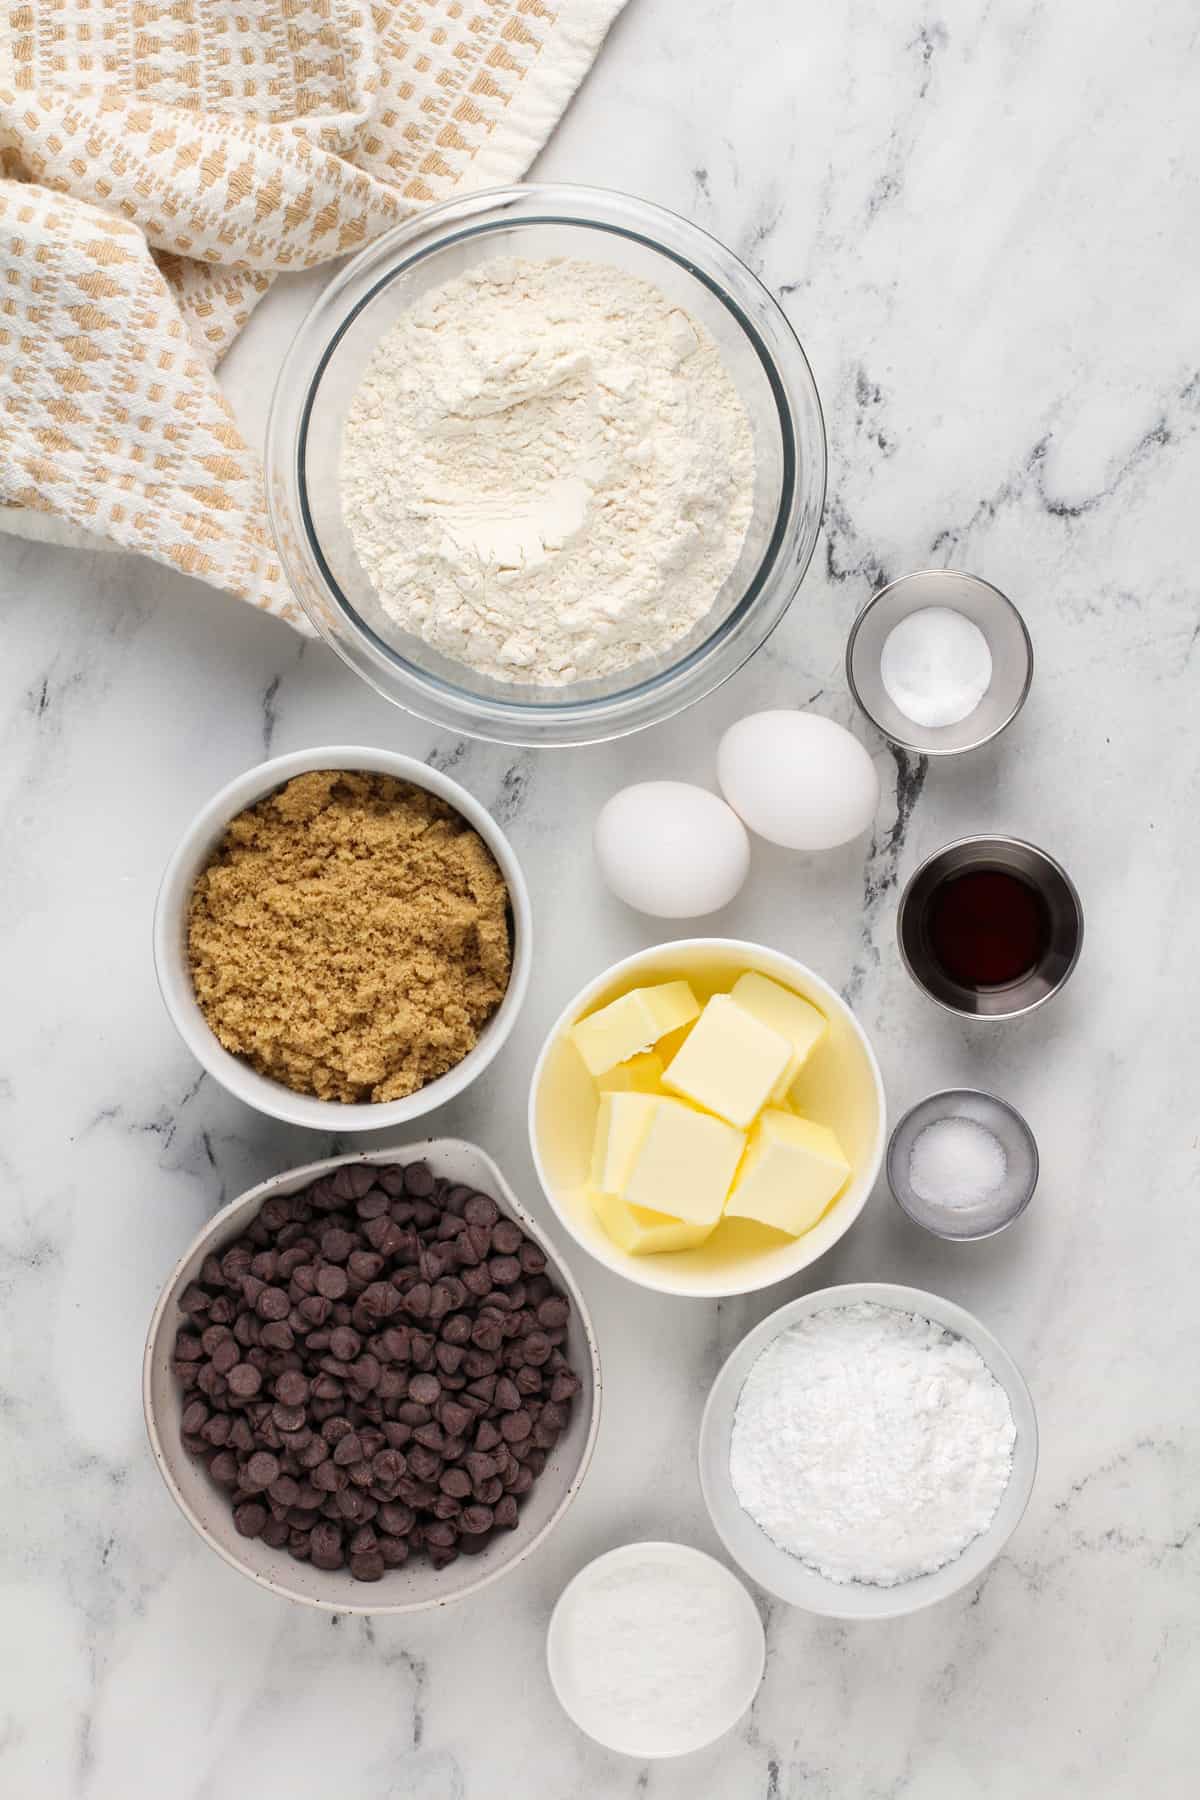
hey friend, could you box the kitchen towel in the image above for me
[0,0,626,629]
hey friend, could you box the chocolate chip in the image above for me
[407,1372,440,1406]
[315,1265,349,1301]
[500,1411,532,1444]
[234,1502,268,1537]
[226,1363,262,1399]
[310,1522,344,1569]
[176,1162,580,1585]
[361,1281,401,1319]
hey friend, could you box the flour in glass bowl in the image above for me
[339,257,756,685]
[729,1303,1016,1587]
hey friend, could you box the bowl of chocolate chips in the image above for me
[144,1142,601,1612]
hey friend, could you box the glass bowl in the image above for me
[265,184,826,747]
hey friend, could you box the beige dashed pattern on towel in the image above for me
[0,0,625,626]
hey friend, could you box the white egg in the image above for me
[594,782,750,918]
[717,710,880,850]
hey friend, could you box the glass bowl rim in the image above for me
[266,182,827,744]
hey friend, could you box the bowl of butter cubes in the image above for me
[529,939,886,1297]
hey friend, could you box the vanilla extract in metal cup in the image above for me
[898,836,1083,1019]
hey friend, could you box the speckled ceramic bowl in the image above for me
[144,1141,602,1614]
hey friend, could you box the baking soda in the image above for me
[880,605,993,728]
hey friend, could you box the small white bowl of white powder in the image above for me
[699,1283,1037,1619]
[547,1541,765,1757]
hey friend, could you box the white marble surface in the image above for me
[3,1,1200,1793]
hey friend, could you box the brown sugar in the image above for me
[187,770,512,1103]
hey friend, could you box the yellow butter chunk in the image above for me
[570,981,700,1077]
[590,1092,658,1194]
[724,1109,851,1237]
[730,971,827,1101]
[596,1051,665,1094]
[589,1189,716,1255]
[624,1097,746,1227]
[661,994,791,1128]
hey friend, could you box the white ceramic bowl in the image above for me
[546,1541,765,1758]
[144,1140,601,1614]
[153,745,531,1129]
[528,939,886,1299]
[698,1282,1038,1619]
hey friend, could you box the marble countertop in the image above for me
[3,1,1199,1794]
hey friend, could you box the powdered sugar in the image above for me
[729,1302,1016,1586]
[339,257,755,685]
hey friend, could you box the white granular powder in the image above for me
[729,1303,1016,1586]
[909,1115,1008,1208]
[340,257,755,685]
[880,605,993,727]
[552,1549,761,1756]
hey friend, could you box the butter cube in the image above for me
[590,1092,658,1195]
[730,972,827,1101]
[724,1110,851,1237]
[571,982,700,1077]
[596,1052,665,1095]
[589,1189,716,1256]
[624,1097,746,1226]
[662,994,791,1128]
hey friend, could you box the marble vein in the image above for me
[2,0,1200,1794]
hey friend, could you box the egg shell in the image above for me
[593,782,751,918]
[717,711,880,851]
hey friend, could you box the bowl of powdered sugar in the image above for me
[265,184,826,746]
[699,1283,1037,1619]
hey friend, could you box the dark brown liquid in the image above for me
[927,868,1050,988]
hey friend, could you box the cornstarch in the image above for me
[729,1303,1016,1586]
[553,1550,758,1754]
[340,257,755,685]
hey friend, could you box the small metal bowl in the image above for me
[888,1089,1039,1240]
[898,835,1083,1019]
[846,569,1033,755]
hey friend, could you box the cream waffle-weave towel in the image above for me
[0,0,626,628]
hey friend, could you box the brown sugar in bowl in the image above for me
[153,747,532,1130]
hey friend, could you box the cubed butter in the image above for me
[662,994,791,1128]
[624,1097,746,1226]
[596,1051,665,1094]
[724,1109,851,1237]
[590,1092,658,1194]
[570,981,700,1077]
[730,971,827,1101]
[589,1189,716,1255]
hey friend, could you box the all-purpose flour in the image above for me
[729,1303,1016,1586]
[340,258,755,685]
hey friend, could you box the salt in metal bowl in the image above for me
[887,1088,1039,1241]
[846,568,1033,755]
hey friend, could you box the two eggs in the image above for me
[596,711,880,919]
